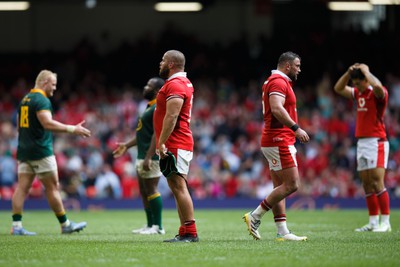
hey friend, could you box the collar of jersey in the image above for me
[354,85,373,95]
[167,72,187,81]
[30,88,48,98]
[271,70,292,82]
[148,98,157,106]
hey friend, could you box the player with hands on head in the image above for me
[11,69,90,235]
[113,77,166,235]
[243,51,310,241]
[334,63,391,232]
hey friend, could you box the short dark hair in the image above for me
[349,68,365,80]
[152,77,165,89]
[278,51,300,67]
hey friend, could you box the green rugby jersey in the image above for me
[136,99,159,161]
[17,89,54,161]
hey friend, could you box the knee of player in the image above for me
[372,181,385,192]
[17,185,32,195]
[286,179,300,193]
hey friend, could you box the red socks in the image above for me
[365,193,379,216]
[366,189,390,216]
[377,189,390,215]
[274,214,286,223]
[180,220,197,237]
[260,199,272,211]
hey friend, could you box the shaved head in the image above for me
[165,50,185,69]
[159,49,186,79]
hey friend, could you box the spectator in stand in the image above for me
[0,145,17,200]
[94,163,122,199]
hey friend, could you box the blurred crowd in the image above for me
[1,23,400,201]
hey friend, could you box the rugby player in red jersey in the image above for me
[243,52,310,241]
[154,50,199,242]
[334,63,391,232]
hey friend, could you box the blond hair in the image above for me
[35,70,57,88]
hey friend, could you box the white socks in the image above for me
[276,221,290,235]
[380,215,390,225]
[61,220,71,227]
[369,215,379,226]
[251,205,267,220]
[12,221,22,228]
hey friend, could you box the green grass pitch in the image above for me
[0,209,398,267]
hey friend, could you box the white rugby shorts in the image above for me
[261,145,297,171]
[18,155,58,175]
[168,148,193,175]
[357,138,389,171]
[136,159,162,179]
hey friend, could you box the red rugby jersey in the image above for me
[352,86,388,139]
[261,70,297,147]
[154,72,194,151]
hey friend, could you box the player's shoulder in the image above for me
[33,94,52,109]
[166,77,193,93]
[268,74,289,85]
[382,85,389,96]
[265,75,290,91]
[168,76,191,85]
[35,93,51,103]
[29,90,48,99]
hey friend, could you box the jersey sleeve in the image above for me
[165,80,187,101]
[35,95,53,113]
[268,78,288,98]
[379,86,389,102]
